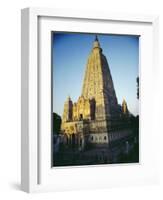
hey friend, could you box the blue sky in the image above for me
[52,32,139,116]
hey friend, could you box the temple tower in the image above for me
[62,96,73,122]
[122,99,129,115]
[82,35,118,120]
[61,35,131,147]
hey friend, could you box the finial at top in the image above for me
[67,95,71,101]
[95,35,98,41]
[93,35,101,49]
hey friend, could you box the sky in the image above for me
[52,32,139,116]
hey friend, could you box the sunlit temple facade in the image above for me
[61,35,132,150]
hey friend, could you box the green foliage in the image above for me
[53,113,61,135]
[137,77,139,99]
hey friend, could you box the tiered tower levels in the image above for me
[61,35,131,147]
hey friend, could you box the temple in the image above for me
[61,35,132,150]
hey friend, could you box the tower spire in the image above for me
[95,35,98,41]
[122,99,128,115]
[93,35,100,49]
[82,34,118,119]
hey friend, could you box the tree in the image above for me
[53,113,61,135]
[136,77,139,99]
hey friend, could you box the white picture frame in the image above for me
[21,7,159,193]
